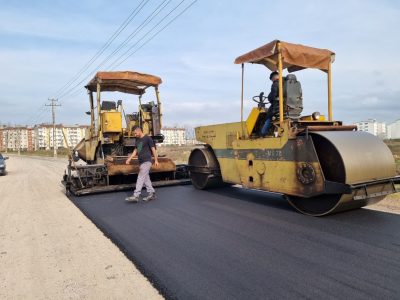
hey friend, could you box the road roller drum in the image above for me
[286,131,397,216]
[188,147,223,189]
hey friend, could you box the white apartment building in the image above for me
[354,119,387,139]
[65,126,86,147]
[34,124,88,150]
[387,119,400,139]
[161,127,186,145]
[34,126,48,149]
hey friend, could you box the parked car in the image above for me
[0,153,9,175]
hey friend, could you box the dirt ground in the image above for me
[367,192,400,215]
[0,155,162,300]
[157,145,196,165]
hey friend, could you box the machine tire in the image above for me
[188,146,223,190]
[285,194,344,217]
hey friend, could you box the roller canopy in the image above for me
[86,71,162,95]
[234,40,335,72]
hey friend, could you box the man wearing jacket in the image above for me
[260,71,279,136]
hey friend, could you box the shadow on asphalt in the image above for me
[203,185,293,212]
[204,185,400,222]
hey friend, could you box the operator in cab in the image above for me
[260,71,279,137]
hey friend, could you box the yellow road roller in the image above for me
[188,40,400,216]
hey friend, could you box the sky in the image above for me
[0,0,399,128]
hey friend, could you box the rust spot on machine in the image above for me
[106,156,176,176]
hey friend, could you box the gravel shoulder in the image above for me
[0,155,162,300]
[367,192,400,215]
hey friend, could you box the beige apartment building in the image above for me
[0,126,35,151]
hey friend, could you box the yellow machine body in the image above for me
[194,116,325,196]
[101,111,122,133]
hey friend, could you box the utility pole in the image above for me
[46,98,61,157]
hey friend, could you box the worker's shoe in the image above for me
[125,195,140,203]
[143,193,156,202]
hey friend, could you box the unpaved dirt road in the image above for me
[0,155,162,300]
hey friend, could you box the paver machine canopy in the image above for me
[85,71,163,148]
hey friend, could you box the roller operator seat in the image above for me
[283,74,303,120]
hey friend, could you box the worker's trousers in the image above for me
[260,104,277,136]
[134,161,155,197]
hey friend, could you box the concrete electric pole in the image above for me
[46,99,61,157]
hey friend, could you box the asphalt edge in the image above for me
[69,195,177,300]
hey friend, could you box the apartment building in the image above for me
[0,126,35,151]
[0,124,88,151]
[387,119,400,139]
[34,124,88,150]
[354,119,387,139]
[161,127,186,145]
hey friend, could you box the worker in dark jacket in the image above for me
[261,71,279,136]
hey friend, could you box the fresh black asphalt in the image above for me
[71,185,400,300]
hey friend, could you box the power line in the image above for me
[111,0,197,69]
[54,0,198,105]
[25,1,151,127]
[22,96,55,126]
[108,0,187,69]
[24,105,47,125]
[100,0,173,70]
[57,0,176,101]
[53,0,151,99]
[27,0,198,128]
[32,106,52,126]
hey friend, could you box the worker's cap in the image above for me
[269,71,279,80]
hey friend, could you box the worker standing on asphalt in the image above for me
[125,126,159,203]
[260,71,279,136]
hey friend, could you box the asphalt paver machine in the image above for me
[62,71,189,196]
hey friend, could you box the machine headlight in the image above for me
[312,111,321,120]
[0,164,4,168]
